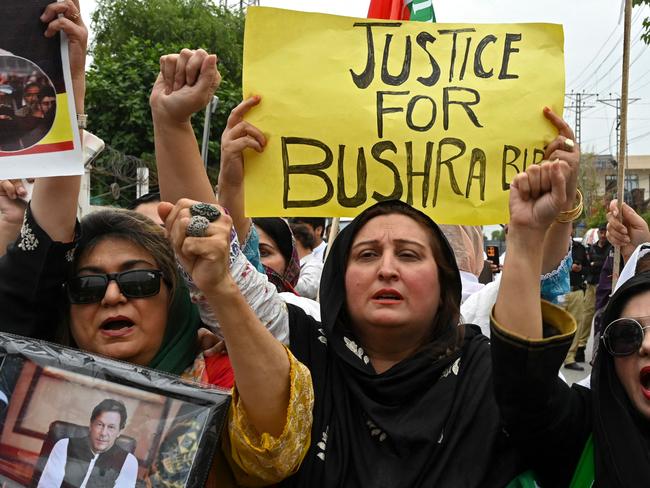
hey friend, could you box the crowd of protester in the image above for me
[0,64,56,151]
[1,1,650,486]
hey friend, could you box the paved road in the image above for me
[561,330,595,386]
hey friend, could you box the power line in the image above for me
[567,22,620,87]
[570,7,646,89]
[630,64,650,89]
[597,96,641,155]
[600,45,648,92]
[571,8,646,92]
[632,76,650,93]
[565,92,597,143]
[578,26,646,93]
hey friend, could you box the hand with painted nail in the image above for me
[607,199,650,261]
[543,107,580,211]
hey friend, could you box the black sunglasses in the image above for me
[601,317,650,356]
[67,269,164,304]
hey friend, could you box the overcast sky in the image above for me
[82,0,650,156]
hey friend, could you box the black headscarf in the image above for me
[592,272,650,487]
[284,200,520,487]
[253,217,301,293]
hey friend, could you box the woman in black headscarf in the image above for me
[492,159,650,487]
[279,199,521,487]
[252,217,301,294]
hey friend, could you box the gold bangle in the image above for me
[555,189,583,223]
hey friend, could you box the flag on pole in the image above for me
[367,0,436,22]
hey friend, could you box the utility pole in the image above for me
[613,0,633,287]
[598,95,640,159]
[565,92,597,144]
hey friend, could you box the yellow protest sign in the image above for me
[243,7,564,224]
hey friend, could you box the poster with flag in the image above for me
[0,0,83,179]
[368,0,436,22]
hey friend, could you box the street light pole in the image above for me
[201,95,219,169]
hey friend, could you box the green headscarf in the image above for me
[148,279,201,375]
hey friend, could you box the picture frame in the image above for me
[0,333,231,488]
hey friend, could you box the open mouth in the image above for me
[640,368,650,389]
[639,367,650,399]
[372,289,403,301]
[100,316,135,336]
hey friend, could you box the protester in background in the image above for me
[14,81,41,117]
[440,225,485,303]
[563,228,589,371]
[493,161,650,488]
[251,217,301,295]
[38,84,57,119]
[18,83,57,148]
[580,224,611,361]
[291,223,323,300]
[128,191,164,228]
[291,217,327,261]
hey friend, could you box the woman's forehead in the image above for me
[621,289,650,316]
[257,227,279,249]
[353,213,433,242]
[78,236,156,267]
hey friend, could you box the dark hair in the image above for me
[23,81,40,93]
[91,398,128,430]
[253,217,294,267]
[38,84,55,100]
[128,191,161,210]
[637,255,650,274]
[291,217,326,235]
[602,272,650,329]
[347,201,463,357]
[291,223,315,250]
[74,209,176,294]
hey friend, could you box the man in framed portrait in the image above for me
[37,399,138,488]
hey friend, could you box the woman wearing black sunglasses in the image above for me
[492,160,650,487]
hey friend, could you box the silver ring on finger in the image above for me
[190,203,221,222]
[563,138,575,152]
[186,215,210,238]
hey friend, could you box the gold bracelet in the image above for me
[555,189,583,223]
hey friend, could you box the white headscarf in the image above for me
[613,243,650,293]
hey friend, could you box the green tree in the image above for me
[86,0,244,205]
[491,229,506,241]
[633,0,650,44]
[578,152,602,220]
